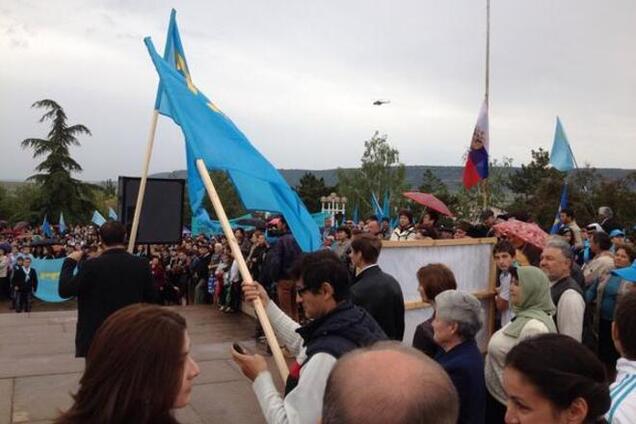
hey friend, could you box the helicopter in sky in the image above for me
[372,99,391,106]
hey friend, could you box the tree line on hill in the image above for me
[2,100,635,232]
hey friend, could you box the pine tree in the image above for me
[21,99,94,222]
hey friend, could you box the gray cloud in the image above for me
[0,0,634,182]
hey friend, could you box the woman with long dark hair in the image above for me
[54,304,200,424]
[504,333,610,423]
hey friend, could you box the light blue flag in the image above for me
[549,117,575,172]
[311,211,331,229]
[108,207,118,221]
[144,37,321,252]
[382,191,390,221]
[352,203,359,224]
[32,258,72,303]
[92,210,106,226]
[550,182,569,234]
[58,212,66,234]
[370,192,384,219]
[41,215,53,238]
[155,9,215,235]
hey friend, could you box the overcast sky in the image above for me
[1,0,634,181]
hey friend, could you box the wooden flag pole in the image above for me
[195,159,290,382]
[127,110,160,253]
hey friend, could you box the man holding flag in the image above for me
[559,207,583,250]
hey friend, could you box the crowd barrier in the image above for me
[378,238,497,350]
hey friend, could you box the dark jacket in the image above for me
[350,265,405,341]
[412,318,441,358]
[59,248,157,357]
[266,233,301,283]
[12,267,38,292]
[286,301,387,394]
[601,218,622,234]
[435,340,486,424]
[193,253,212,281]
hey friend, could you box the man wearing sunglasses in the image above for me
[232,250,386,424]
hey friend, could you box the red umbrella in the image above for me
[13,221,30,231]
[493,219,548,250]
[403,192,453,217]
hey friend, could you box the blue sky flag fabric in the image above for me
[382,191,390,221]
[58,212,66,234]
[144,37,321,252]
[91,210,106,226]
[550,182,569,234]
[549,117,575,172]
[153,10,215,235]
[370,192,384,219]
[41,215,52,238]
[108,207,118,221]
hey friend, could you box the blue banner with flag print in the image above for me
[32,258,72,303]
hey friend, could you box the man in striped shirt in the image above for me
[607,290,636,423]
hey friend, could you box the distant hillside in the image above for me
[150,166,635,191]
[3,166,633,192]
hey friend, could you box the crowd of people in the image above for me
[0,204,635,423]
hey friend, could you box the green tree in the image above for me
[506,149,566,227]
[454,157,514,221]
[296,172,337,213]
[102,179,117,197]
[337,131,408,218]
[20,99,95,222]
[3,184,43,223]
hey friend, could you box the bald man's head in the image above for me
[322,342,459,424]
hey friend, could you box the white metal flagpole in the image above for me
[195,159,290,381]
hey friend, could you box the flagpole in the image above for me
[482,0,491,210]
[485,0,490,104]
[195,159,289,382]
[127,110,159,253]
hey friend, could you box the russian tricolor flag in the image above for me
[462,99,489,189]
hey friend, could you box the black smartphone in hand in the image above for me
[233,342,248,354]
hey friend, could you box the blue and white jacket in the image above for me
[607,358,636,423]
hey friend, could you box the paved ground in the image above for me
[0,306,284,423]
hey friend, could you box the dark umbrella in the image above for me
[403,192,454,217]
[29,238,62,247]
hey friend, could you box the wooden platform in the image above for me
[0,306,280,424]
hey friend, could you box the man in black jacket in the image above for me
[349,233,405,341]
[232,250,386,424]
[59,221,157,357]
[12,257,38,313]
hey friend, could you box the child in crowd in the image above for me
[493,240,515,328]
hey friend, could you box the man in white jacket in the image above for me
[607,289,636,423]
[232,250,386,424]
